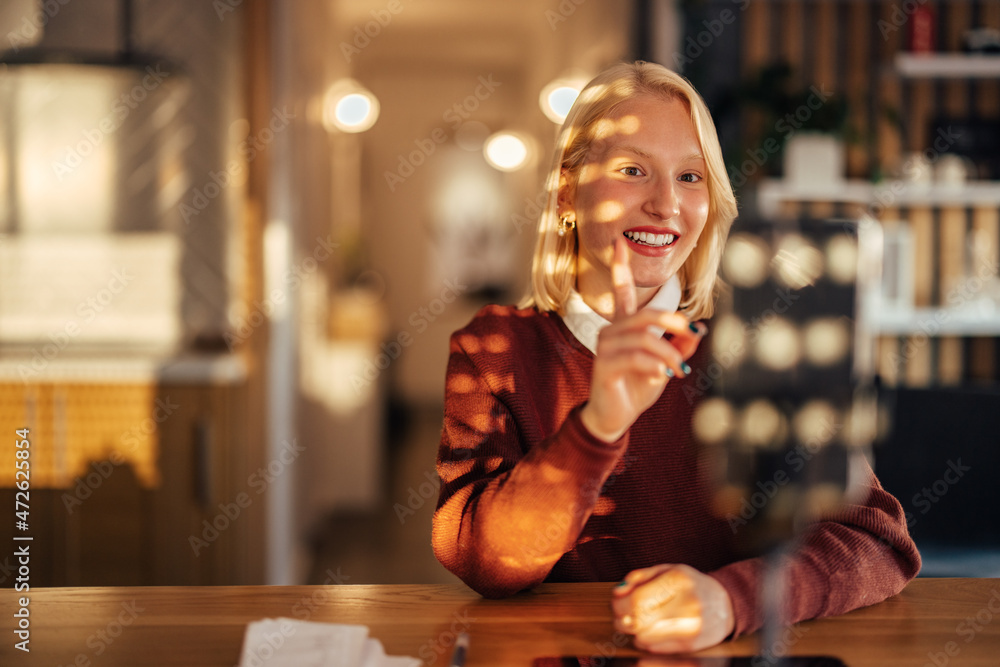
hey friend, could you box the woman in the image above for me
[432,61,920,654]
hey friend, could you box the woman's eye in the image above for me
[620,166,642,177]
[679,172,703,183]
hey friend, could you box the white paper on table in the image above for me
[237,617,420,667]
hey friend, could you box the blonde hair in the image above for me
[519,61,738,320]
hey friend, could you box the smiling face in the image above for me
[560,94,710,318]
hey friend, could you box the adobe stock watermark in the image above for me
[53,600,145,667]
[5,0,72,52]
[860,125,963,222]
[350,277,468,395]
[224,234,340,350]
[672,0,750,71]
[239,619,298,667]
[416,610,476,665]
[878,0,931,40]
[885,255,997,371]
[682,286,801,405]
[15,268,135,383]
[384,75,502,192]
[189,437,305,556]
[545,0,587,31]
[725,416,843,534]
[516,453,638,564]
[291,567,352,619]
[509,188,550,235]
[903,459,971,531]
[753,624,811,666]
[180,106,295,225]
[339,0,410,62]
[394,469,443,524]
[213,0,243,21]
[729,84,835,189]
[241,568,352,665]
[924,586,1000,667]
[60,396,180,514]
[51,65,171,180]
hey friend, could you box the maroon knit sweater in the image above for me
[432,304,921,637]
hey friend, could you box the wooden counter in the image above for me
[4,579,999,665]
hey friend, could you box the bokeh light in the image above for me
[484,132,530,171]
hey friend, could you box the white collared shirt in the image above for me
[561,274,682,355]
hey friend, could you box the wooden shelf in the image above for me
[895,53,1000,79]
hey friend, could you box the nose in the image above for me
[644,178,680,222]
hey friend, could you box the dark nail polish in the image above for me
[616,580,629,588]
[680,362,692,375]
[666,367,675,378]
[689,323,700,334]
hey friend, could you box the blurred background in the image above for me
[1,0,999,588]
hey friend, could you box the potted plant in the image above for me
[720,62,856,188]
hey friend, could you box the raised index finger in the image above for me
[612,236,637,321]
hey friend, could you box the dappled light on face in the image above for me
[584,288,616,321]
[591,113,642,144]
[595,199,625,223]
[591,118,617,142]
[617,113,641,136]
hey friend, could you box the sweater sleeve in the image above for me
[708,466,922,638]
[431,329,626,599]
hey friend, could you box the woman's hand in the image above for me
[580,238,707,443]
[612,563,735,654]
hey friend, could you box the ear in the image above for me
[557,168,576,215]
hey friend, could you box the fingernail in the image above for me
[666,367,675,378]
[688,322,700,334]
[616,580,629,588]
[680,362,692,375]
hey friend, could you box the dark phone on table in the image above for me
[532,658,848,666]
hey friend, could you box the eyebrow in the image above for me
[614,145,706,163]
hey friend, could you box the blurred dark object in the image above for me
[931,117,1000,179]
[876,386,1000,547]
[716,62,855,183]
[964,28,1000,54]
[698,218,875,556]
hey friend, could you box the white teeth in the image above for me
[624,231,677,247]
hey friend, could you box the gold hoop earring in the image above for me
[557,214,576,237]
